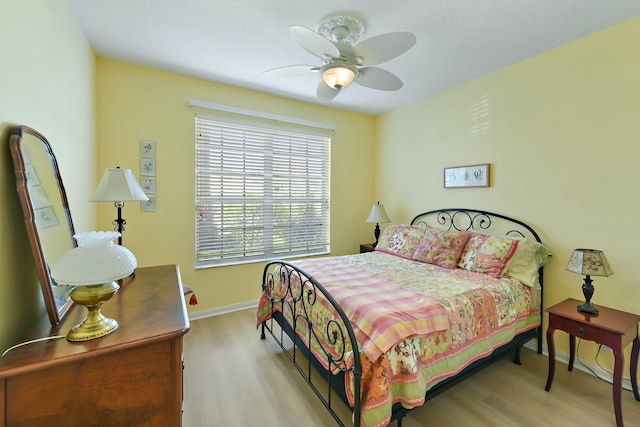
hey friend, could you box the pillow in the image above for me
[412,227,471,269]
[458,233,519,278]
[375,225,425,259]
[504,237,552,286]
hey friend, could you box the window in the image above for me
[195,114,331,268]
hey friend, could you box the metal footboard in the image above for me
[259,260,363,427]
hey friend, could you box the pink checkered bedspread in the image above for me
[294,257,449,361]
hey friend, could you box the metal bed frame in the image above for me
[259,208,545,427]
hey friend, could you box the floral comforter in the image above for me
[257,251,540,427]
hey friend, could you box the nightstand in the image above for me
[545,298,640,427]
[360,243,375,253]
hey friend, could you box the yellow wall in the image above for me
[0,1,96,349]
[95,59,375,314]
[376,17,640,367]
[3,1,638,377]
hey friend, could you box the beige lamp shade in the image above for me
[366,202,390,224]
[89,167,148,202]
[89,167,148,246]
[566,249,613,277]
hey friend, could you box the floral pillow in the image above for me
[412,227,471,269]
[375,225,425,259]
[458,233,519,278]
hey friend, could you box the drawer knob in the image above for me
[578,327,585,336]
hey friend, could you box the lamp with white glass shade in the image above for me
[51,231,137,341]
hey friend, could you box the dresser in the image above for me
[0,264,190,427]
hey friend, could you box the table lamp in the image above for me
[51,231,137,341]
[89,167,148,245]
[566,248,613,315]
[366,201,390,248]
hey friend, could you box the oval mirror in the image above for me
[9,125,76,325]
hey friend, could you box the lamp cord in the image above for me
[576,338,637,392]
[1,335,66,357]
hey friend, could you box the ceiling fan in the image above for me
[263,15,417,102]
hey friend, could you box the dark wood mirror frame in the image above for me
[9,125,77,325]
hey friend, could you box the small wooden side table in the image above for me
[360,243,375,253]
[545,298,640,427]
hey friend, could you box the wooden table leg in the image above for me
[545,326,556,391]
[632,336,640,401]
[613,344,624,427]
[568,334,576,371]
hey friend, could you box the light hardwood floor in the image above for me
[183,308,640,427]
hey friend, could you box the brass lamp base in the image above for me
[67,281,120,342]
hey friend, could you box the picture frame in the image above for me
[141,177,156,193]
[140,139,156,158]
[141,159,156,176]
[34,206,59,228]
[141,194,157,212]
[25,164,40,186]
[444,163,490,188]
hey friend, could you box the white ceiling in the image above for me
[67,0,640,115]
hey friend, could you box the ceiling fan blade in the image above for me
[355,67,404,91]
[353,32,417,66]
[290,26,340,60]
[316,81,340,101]
[262,65,319,77]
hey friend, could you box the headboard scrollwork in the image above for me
[411,208,542,243]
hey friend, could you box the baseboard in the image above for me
[188,299,258,321]
[523,340,637,391]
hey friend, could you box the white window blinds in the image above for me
[195,114,331,268]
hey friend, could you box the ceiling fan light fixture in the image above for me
[322,63,357,89]
[267,16,416,101]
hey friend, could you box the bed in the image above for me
[257,208,550,427]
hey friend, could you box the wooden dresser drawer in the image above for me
[558,318,612,344]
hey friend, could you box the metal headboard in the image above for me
[411,208,542,243]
